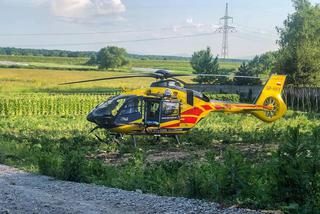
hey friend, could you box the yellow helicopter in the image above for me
[61,70,287,145]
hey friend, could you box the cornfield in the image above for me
[0,94,112,116]
[0,92,240,117]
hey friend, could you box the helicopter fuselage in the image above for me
[60,70,287,138]
[86,75,287,136]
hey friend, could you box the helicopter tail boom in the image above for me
[209,75,287,123]
[251,75,287,122]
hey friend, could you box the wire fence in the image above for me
[283,87,320,113]
[187,84,320,113]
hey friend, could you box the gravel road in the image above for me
[0,164,261,214]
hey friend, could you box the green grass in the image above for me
[0,113,319,212]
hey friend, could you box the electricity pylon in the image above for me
[216,3,236,59]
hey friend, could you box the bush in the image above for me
[205,93,240,102]
[60,149,88,182]
[182,127,215,145]
[267,126,320,213]
[2,112,320,212]
[38,153,62,178]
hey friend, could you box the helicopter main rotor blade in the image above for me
[176,74,262,79]
[59,68,264,86]
[162,71,263,79]
[195,74,261,79]
[168,74,262,85]
[59,74,157,85]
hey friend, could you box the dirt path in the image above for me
[0,164,261,214]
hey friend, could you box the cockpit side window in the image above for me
[119,98,141,116]
[111,98,126,116]
[94,96,127,117]
[114,97,143,124]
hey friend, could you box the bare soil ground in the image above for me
[95,142,277,166]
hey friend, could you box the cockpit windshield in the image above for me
[94,95,128,117]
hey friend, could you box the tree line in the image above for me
[0,47,190,61]
[0,47,96,58]
[0,46,244,62]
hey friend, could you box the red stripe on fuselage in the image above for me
[214,105,225,110]
[232,104,271,109]
[202,105,213,110]
[181,107,203,116]
[181,117,198,124]
[163,123,181,128]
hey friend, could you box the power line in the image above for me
[0,25,203,37]
[236,24,278,36]
[0,23,277,40]
[11,31,220,48]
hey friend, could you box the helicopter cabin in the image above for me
[87,92,181,132]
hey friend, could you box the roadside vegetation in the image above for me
[0,112,319,213]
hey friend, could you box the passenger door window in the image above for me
[161,101,180,122]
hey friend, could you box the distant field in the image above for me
[28,62,97,70]
[0,55,241,72]
[0,55,241,93]
[0,68,195,93]
[131,59,241,72]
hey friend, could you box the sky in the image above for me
[0,0,319,58]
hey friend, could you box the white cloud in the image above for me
[185,17,204,28]
[33,0,125,22]
[186,17,193,25]
[211,24,220,29]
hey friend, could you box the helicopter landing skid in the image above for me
[90,126,180,147]
[90,126,122,144]
[152,134,180,144]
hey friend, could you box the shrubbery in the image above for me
[32,125,320,213]
[205,93,240,102]
[1,113,320,213]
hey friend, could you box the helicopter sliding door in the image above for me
[144,98,180,129]
[144,98,161,127]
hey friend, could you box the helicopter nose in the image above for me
[86,110,113,128]
[86,112,95,123]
